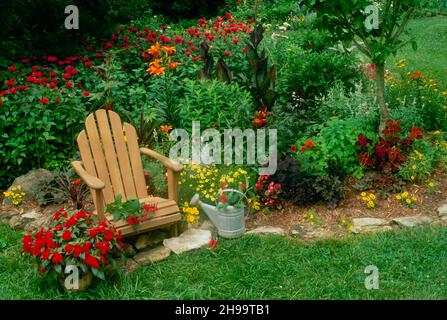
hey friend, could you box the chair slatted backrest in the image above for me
[77,110,148,205]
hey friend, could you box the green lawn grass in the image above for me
[1,223,447,299]
[388,16,447,86]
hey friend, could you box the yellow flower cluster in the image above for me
[3,185,26,206]
[361,192,376,209]
[339,216,353,232]
[180,163,221,202]
[396,191,417,207]
[182,202,200,225]
[404,149,429,182]
[388,62,447,109]
[247,198,261,211]
[179,163,259,210]
[303,209,320,225]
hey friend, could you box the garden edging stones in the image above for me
[134,245,172,265]
[351,217,392,234]
[290,224,337,241]
[135,230,168,250]
[391,215,434,228]
[246,226,286,236]
[437,204,447,217]
[163,228,211,254]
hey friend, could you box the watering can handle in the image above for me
[215,188,251,216]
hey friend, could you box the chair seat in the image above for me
[96,197,182,237]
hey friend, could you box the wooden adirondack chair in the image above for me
[71,109,183,238]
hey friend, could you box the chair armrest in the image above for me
[71,161,105,190]
[140,148,183,172]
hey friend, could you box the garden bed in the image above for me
[247,168,447,235]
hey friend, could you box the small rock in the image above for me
[0,212,16,223]
[392,215,434,228]
[123,244,137,257]
[117,258,140,274]
[3,169,54,205]
[135,230,167,250]
[290,225,336,241]
[351,218,391,234]
[22,210,41,221]
[437,204,447,217]
[9,215,22,229]
[163,228,211,254]
[246,226,285,236]
[134,245,171,265]
[23,214,52,231]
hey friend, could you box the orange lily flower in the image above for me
[169,61,180,70]
[160,124,173,133]
[147,43,161,57]
[162,46,176,55]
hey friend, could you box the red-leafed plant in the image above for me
[357,120,423,172]
[22,208,124,281]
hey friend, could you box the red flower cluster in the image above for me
[127,202,158,226]
[300,140,315,152]
[357,120,423,172]
[355,63,377,80]
[255,175,282,208]
[251,107,271,128]
[22,208,123,278]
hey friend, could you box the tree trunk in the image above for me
[375,63,389,136]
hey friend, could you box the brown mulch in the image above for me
[247,169,447,234]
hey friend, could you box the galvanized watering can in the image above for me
[190,189,249,239]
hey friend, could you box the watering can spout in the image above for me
[190,194,221,227]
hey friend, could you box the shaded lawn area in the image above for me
[388,15,447,86]
[1,223,447,299]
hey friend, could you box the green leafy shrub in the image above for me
[0,0,150,58]
[316,82,378,123]
[178,79,254,130]
[0,86,94,189]
[149,0,225,20]
[398,133,447,182]
[294,117,377,179]
[275,48,360,105]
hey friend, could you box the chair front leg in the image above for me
[95,189,106,221]
[167,169,180,202]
